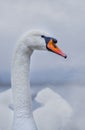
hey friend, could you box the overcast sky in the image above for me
[0,0,85,82]
[0,2,85,129]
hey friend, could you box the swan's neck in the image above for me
[12,44,34,119]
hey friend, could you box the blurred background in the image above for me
[0,0,85,129]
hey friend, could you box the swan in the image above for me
[0,30,73,130]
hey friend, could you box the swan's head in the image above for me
[21,30,67,58]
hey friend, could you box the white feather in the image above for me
[0,30,73,130]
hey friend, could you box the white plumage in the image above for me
[0,30,73,130]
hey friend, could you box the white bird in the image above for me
[0,30,73,130]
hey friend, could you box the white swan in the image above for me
[0,30,73,130]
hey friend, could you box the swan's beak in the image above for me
[47,39,67,58]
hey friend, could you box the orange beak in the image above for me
[47,39,67,58]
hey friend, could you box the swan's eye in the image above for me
[41,35,51,44]
[41,35,45,38]
[41,35,57,45]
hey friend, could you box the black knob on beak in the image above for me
[52,38,57,43]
